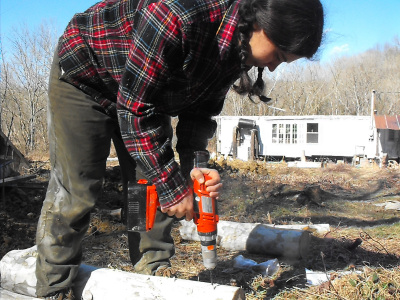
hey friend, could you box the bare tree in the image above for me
[1,21,57,153]
[2,21,399,155]
[327,42,400,116]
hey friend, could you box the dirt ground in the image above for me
[1,159,399,299]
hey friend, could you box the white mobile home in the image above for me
[215,114,400,163]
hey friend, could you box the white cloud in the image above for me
[330,44,350,55]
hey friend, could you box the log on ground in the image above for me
[0,288,41,300]
[179,220,330,259]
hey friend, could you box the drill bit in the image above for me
[209,269,213,284]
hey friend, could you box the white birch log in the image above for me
[0,246,244,300]
[0,246,38,297]
[180,220,330,258]
[0,288,41,300]
[80,268,245,300]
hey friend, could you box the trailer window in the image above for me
[272,124,277,143]
[272,123,299,144]
[307,123,318,143]
[285,124,291,143]
[292,124,298,144]
[279,124,284,143]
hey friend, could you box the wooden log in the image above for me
[80,268,245,300]
[0,288,41,300]
[0,246,38,297]
[246,224,311,258]
[180,220,330,258]
[0,246,245,300]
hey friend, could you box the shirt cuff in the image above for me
[155,166,191,208]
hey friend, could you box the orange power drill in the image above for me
[192,151,219,269]
[126,151,219,269]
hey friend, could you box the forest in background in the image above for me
[1,22,399,156]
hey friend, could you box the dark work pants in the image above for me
[35,49,175,297]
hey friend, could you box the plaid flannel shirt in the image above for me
[58,0,241,207]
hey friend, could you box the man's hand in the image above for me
[160,168,222,221]
[161,193,194,220]
[191,167,222,199]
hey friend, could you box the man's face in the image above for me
[246,26,301,72]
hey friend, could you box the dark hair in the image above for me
[234,0,324,102]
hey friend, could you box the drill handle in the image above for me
[126,180,159,232]
[145,183,159,231]
[193,174,211,196]
[193,174,219,229]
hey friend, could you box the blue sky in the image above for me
[1,0,400,62]
[322,0,400,61]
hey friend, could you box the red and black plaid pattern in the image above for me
[58,0,241,206]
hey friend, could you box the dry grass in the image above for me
[275,266,400,300]
[209,158,400,299]
[2,157,399,299]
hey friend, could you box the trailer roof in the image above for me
[374,115,400,130]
